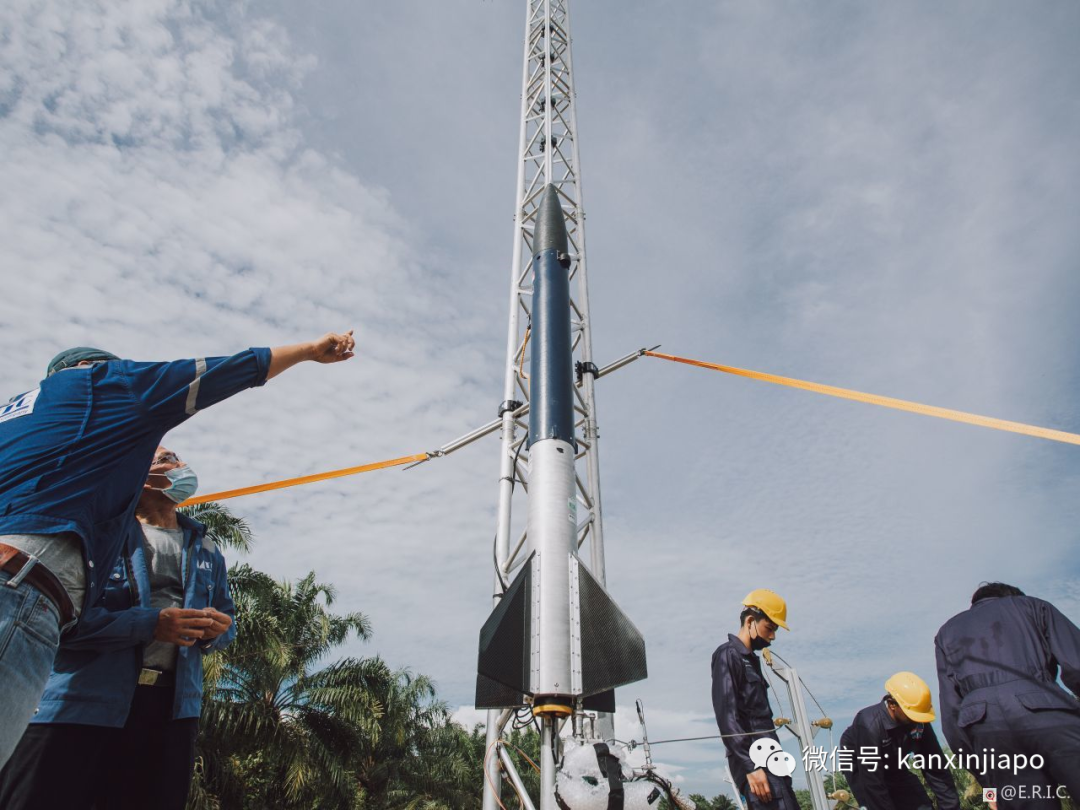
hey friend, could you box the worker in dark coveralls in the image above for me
[839,672,960,810]
[0,331,355,767]
[935,582,1080,808]
[711,589,799,810]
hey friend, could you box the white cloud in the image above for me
[5,0,1080,798]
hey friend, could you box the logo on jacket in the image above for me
[0,389,39,424]
[197,560,213,572]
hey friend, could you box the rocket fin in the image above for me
[581,689,616,713]
[475,553,533,706]
[572,555,648,697]
[475,674,525,710]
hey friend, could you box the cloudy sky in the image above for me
[3,0,1079,798]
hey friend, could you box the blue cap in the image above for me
[47,347,120,377]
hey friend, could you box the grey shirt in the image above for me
[0,532,86,616]
[141,524,186,671]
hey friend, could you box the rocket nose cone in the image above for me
[534,184,569,257]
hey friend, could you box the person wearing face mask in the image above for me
[0,330,355,766]
[711,589,799,810]
[838,672,960,810]
[0,447,236,810]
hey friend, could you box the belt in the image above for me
[958,671,1046,692]
[138,668,176,688]
[0,543,76,629]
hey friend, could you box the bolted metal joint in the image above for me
[575,361,599,385]
[499,399,523,417]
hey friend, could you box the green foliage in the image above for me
[186,501,488,810]
[490,725,542,809]
[686,793,739,810]
[192,565,384,810]
[353,669,479,810]
[180,501,254,552]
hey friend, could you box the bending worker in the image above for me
[711,589,799,810]
[0,331,355,766]
[0,447,234,809]
[839,672,960,810]
[936,582,1080,806]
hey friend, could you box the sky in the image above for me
[3,0,1080,799]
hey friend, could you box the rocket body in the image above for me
[476,185,646,712]
[527,184,578,699]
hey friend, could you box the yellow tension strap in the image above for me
[182,453,430,506]
[646,351,1080,447]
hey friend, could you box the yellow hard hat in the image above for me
[885,672,936,723]
[742,589,789,630]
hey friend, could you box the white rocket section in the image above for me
[526,439,577,696]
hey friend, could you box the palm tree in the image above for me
[373,712,482,810]
[686,795,739,810]
[192,567,388,810]
[182,502,487,810]
[180,501,255,552]
[351,668,474,809]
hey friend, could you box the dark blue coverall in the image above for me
[839,701,960,810]
[935,595,1080,808]
[711,634,799,810]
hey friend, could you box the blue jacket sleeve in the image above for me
[199,552,236,654]
[61,524,160,652]
[119,348,272,430]
[711,648,756,773]
[61,601,158,652]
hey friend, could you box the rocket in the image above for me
[476,185,647,717]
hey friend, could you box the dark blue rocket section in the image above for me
[528,184,576,448]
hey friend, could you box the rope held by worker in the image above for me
[182,452,429,506]
[646,351,1080,447]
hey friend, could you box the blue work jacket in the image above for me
[33,513,235,726]
[935,595,1080,753]
[0,349,270,612]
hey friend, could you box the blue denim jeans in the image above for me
[0,570,62,768]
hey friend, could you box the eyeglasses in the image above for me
[153,452,181,466]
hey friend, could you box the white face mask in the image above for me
[150,466,199,503]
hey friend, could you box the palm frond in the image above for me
[179,501,254,552]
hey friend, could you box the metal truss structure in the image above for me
[763,651,831,810]
[482,1,612,808]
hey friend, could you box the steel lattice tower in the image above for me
[482,1,611,808]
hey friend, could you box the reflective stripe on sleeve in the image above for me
[184,358,207,416]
